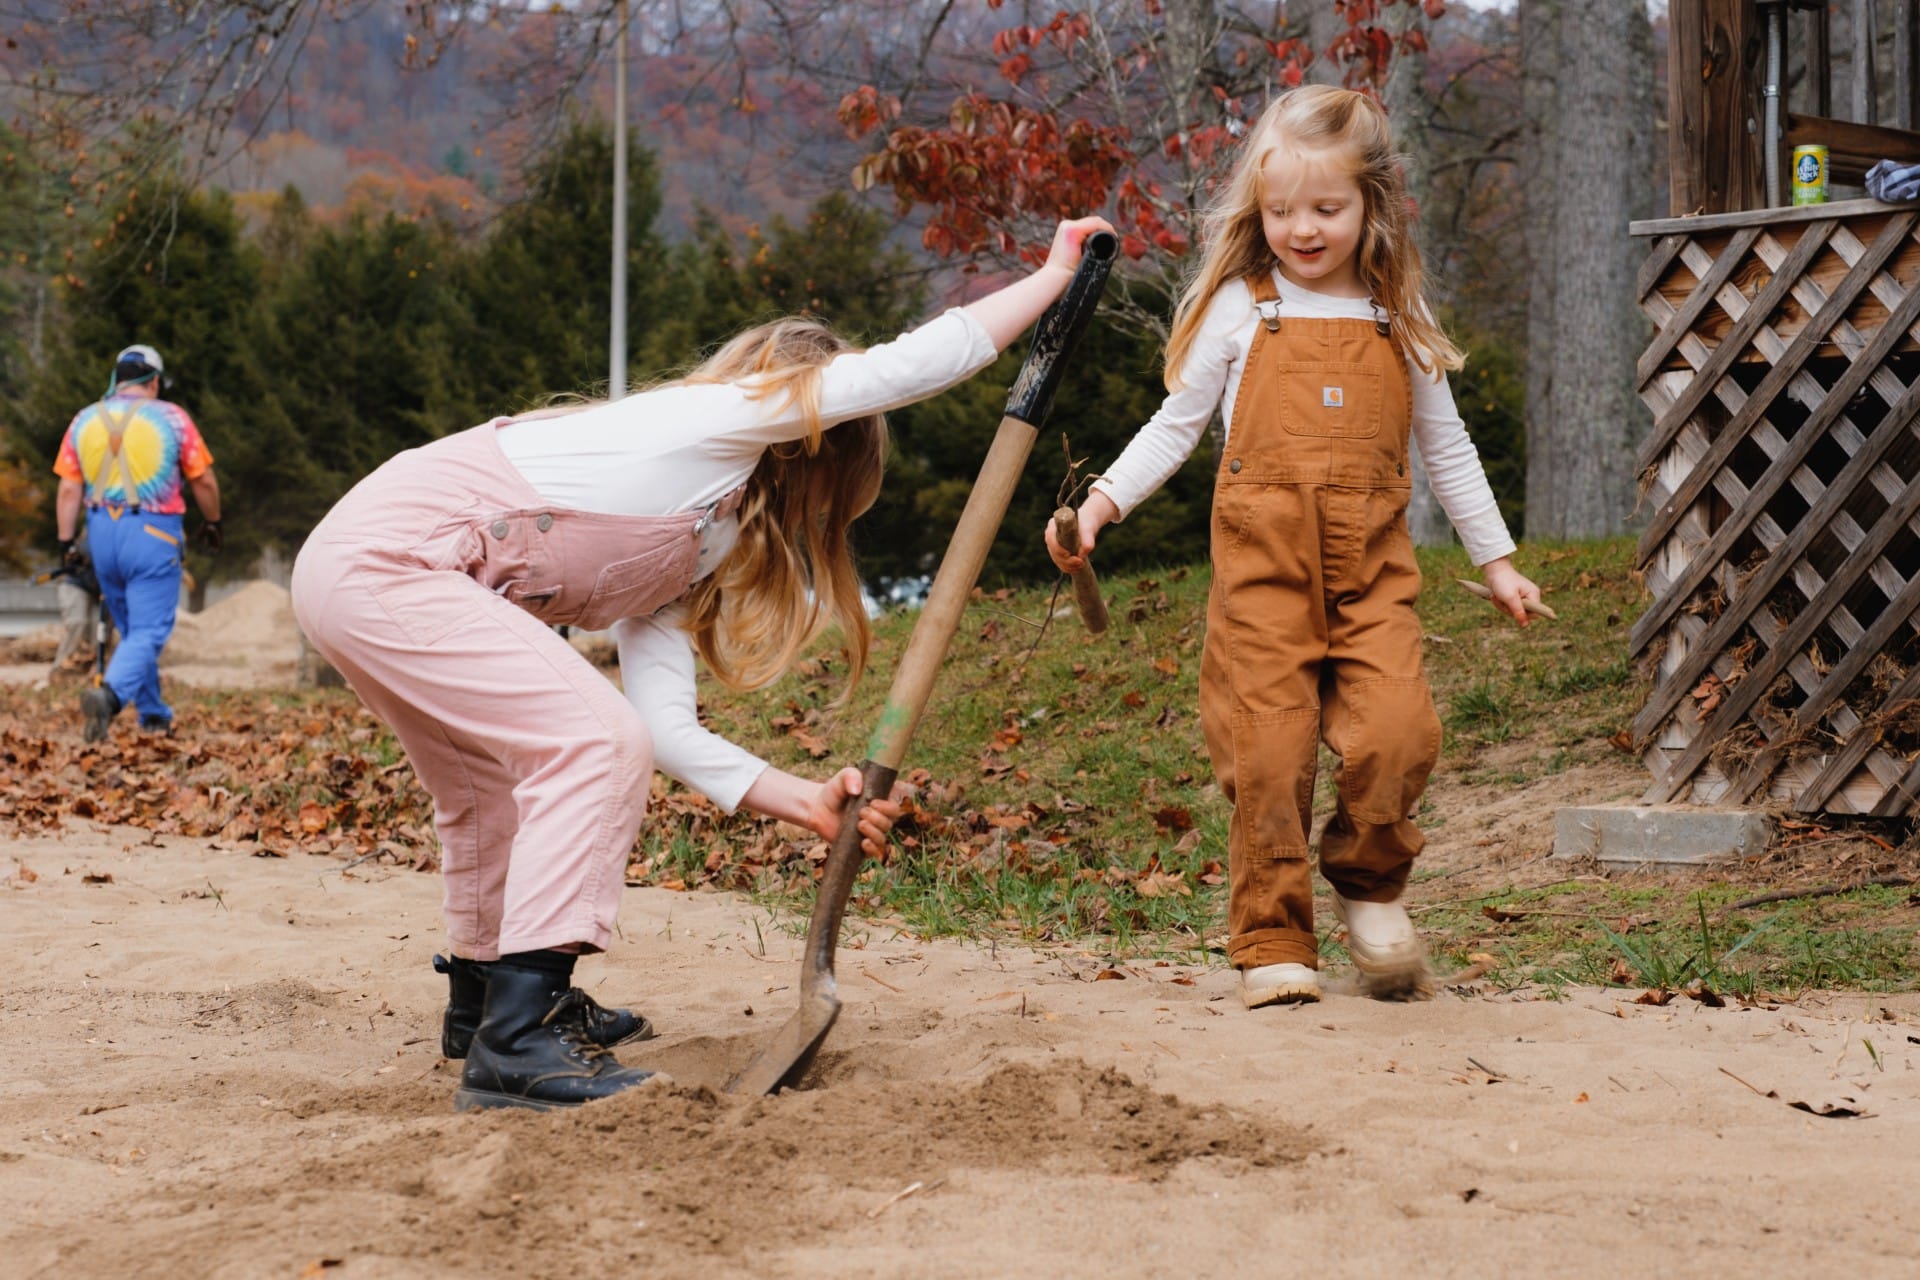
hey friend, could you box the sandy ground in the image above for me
[5,829,1920,1279]
[7,583,1920,1275]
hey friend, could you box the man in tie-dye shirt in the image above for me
[52,344,223,741]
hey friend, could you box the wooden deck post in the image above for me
[1669,0,1764,215]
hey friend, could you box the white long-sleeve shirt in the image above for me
[495,307,1001,811]
[1091,272,1516,566]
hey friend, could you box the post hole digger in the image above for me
[34,554,111,691]
[727,230,1120,1096]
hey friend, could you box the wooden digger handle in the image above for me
[1052,506,1109,635]
[727,231,1119,1098]
[798,758,898,1001]
[862,230,1120,771]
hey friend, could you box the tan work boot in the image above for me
[1331,892,1432,1001]
[1240,962,1321,1008]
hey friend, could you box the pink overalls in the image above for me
[290,423,741,958]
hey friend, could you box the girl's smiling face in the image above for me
[1259,150,1367,296]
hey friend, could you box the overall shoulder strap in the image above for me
[81,402,139,499]
[1247,270,1283,333]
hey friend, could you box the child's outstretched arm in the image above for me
[964,217,1116,349]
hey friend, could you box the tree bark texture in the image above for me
[1524,0,1653,540]
[1520,0,1561,538]
[1305,0,1345,85]
[1378,1,1450,546]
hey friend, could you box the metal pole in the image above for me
[1762,0,1785,206]
[610,0,629,400]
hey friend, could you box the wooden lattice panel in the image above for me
[1632,199,1920,815]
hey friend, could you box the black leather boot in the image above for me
[433,953,655,1059]
[453,962,658,1112]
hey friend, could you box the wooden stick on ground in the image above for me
[1731,874,1914,910]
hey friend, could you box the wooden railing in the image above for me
[1631,199,1920,815]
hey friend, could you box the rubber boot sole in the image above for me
[453,1071,671,1113]
[453,1088,570,1113]
[1242,982,1321,1009]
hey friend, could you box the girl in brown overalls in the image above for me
[1048,87,1542,1007]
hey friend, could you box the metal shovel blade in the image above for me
[727,757,896,1095]
[727,988,841,1097]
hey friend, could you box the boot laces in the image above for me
[565,986,618,1029]
[540,990,615,1062]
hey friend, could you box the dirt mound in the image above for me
[168,580,301,668]
[82,1060,1309,1278]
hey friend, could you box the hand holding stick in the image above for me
[1456,578,1557,620]
[1052,506,1109,635]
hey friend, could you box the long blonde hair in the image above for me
[1165,85,1463,384]
[676,319,887,693]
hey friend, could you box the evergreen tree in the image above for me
[17,181,295,575]
[254,204,479,523]
[460,118,667,410]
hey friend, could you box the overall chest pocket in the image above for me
[568,539,700,632]
[1277,362,1382,439]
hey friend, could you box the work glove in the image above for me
[197,519,224,553]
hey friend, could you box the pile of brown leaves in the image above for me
[3,681,1210,911]
[1,686,438,866]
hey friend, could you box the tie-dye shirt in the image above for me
[53,395,214,515]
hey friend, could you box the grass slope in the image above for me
[656,535,1919,996]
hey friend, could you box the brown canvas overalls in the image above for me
[1198,275,1443,971]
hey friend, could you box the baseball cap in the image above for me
[113,344,164,384]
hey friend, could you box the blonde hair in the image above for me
[505,319,886,695]
[676,319,886,694]
[1165,85,1464,384]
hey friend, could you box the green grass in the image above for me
[644,534,1919,991]
[1410,878,1919,996]
[11,533,1913,992]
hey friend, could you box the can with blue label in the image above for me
[1793,144,1828,205]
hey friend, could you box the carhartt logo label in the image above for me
[1323,386,1344,408]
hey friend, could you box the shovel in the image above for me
[727,230,1119,1096]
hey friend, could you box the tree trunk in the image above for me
[1520,0,1561,538]
[1306,0,1345,85]
[1380,1,1451,546]
[1527,0,1652,539]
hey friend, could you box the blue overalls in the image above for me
[78,398,187,728]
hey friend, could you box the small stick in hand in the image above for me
[1054,507,1110,635]
[1456,578,1557,620]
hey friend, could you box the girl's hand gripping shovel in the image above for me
[727,231,1119,1095]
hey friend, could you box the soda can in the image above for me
[1792,144,1829,205]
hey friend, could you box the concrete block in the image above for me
[1552,804,1771,867]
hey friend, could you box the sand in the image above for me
[4,830,1919,1279]
[5,589,1919,1275]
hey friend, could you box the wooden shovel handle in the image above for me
[1052,506,1109,635]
